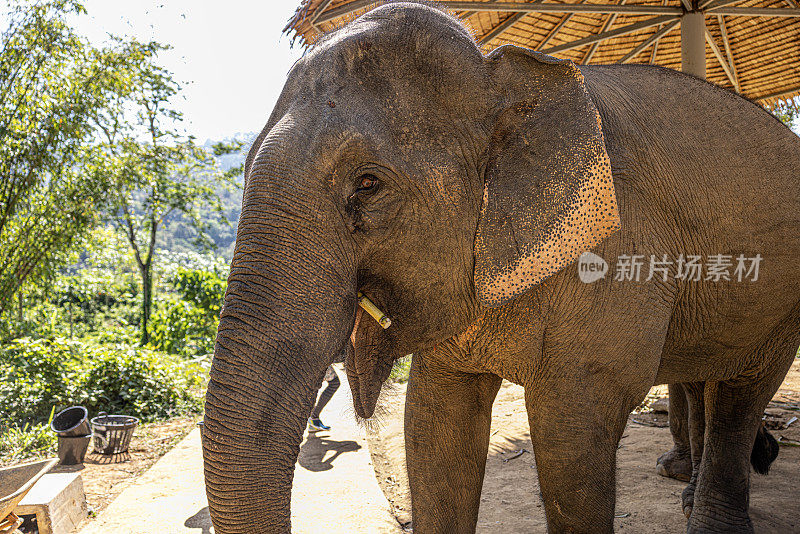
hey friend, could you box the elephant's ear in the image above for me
[474,46,620,307]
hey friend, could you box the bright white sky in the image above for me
[73,1,306,143]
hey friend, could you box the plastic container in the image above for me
[90,413,139,455]
[51,406,90,437]
[56,435,91,465]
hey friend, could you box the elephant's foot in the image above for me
[656,446,692,482]
[681,478,696,518]
[686,514,754,534]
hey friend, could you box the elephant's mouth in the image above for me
[345,307,395,419]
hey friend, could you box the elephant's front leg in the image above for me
[405,349,502,533]
[525,373,646,534]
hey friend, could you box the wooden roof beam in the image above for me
[536,0,587,50]
[459,0,501,20]
[708,6,800,15]
[310,0,335,23]
[650,0,671,63]
[538,13,575,49]
[437,2,682,15]
[583,0,627,64]
[619,19,680,63]
[308,0,683,24]
[716,15,740,90]
[479,11,529,45]
[541,14,680,55]
[699,0,740,11]
[757,85,800,101]
[705,28,739,91]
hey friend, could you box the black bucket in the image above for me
[51,406,90,437]
[91,413,139,455]
[57,435,91,465]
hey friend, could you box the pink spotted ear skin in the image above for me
[474,47,620,308]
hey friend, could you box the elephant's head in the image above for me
[203,3,619,532]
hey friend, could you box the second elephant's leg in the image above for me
[680,382,706,518]
[405,349,502,534]
[657,383,693,482]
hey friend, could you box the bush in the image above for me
[148,266,225,356]
[390,355,412,383]
[170,267,225,316]
[0,421,57,467]
[79,345,204,420]
[149,300,216,356]
[0,338,81,427]
[0,338,205,430]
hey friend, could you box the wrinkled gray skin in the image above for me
[203,4,800,533]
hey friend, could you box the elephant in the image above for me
[202,2,800,533]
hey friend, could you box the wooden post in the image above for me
[681,11,706,78]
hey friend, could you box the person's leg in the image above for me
[311,374,340,419]
[309,368,341,430]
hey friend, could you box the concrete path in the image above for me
[79,368,400,533]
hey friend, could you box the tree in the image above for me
[0,0,160,315]
[102,55,241,344]
[771,97,800,129]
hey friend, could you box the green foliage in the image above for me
[148,267,226,356]
[79,345,204,420]
[149,301,215,356]
[0,338,81,426]
[0,0,169,313]
[771,98,800,129]
[0,421,57,467]
[171,267,226,316]
[0,337,205,433]
[389,355,412,384]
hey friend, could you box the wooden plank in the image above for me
[709,6,800,16]
[716,15,740,90]
[705,28,738,89]
[480,11,529,45]
[437,2,682,15]
[583,0,627,64]
[17,473,86,534]
[619,19,680,63]
[542,15,679,55]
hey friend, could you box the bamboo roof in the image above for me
[285,0,800,105]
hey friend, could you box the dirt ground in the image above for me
[52,416,198,517]
[368,359,800,533]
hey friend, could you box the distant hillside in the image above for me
[157,132,257,259]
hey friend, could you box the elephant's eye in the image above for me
[357,174,378,191]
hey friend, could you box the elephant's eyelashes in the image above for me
[345,173,383,233]
[356,174,378,191]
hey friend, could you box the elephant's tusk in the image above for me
[357,293,392,329]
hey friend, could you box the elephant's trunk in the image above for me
[203,134,355,533]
